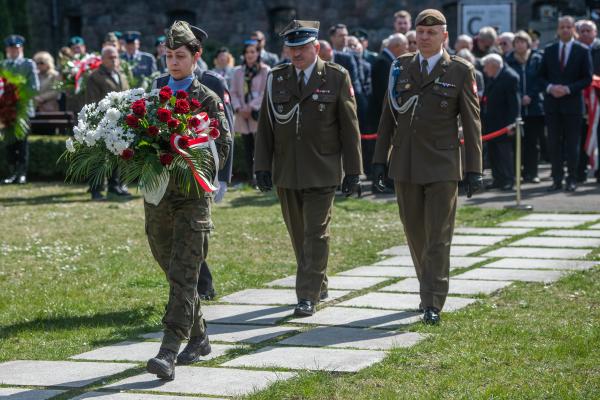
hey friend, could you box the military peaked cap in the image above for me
[4,35,25,47]
[280,20,320,47]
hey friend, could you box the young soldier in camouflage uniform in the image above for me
[145,21,231,380]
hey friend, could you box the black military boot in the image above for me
[423,307,441,325]
[146,347,177,380]
[176,332,211,365]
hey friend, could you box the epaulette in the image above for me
[271,62,291,72]
[449,55,473,69]
[325,61,346,74]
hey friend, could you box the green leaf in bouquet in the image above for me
[169,97,176,106]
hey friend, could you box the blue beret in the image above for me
[155,35,166,46]
[69,36,85,46]
[4,35,25,47]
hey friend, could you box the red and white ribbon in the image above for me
[170,133,220,193]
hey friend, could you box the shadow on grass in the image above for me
[0,191,138,206]
[228,192,279,207]
[0,307,157,342]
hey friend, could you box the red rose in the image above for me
[125,114,140,128]
[190,98,202,110]
[176,90,188,99]
[209,127,220,139]
[178,135,190,149]
[159,86,173,103]
[209,119,220,129]
[120,148,134,160]
[157,108,171,123]
[159,152,174,165]
[147,125,159,137]
[131,99,146,116]
[167,118,180,130]
[173,99,190,114]
[188,116,201,129]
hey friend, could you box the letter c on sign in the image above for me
[468,17,482,36]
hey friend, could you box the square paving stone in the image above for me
[519,213,600,222]
[220,288,349,305]
[499,220,583,228]
[0,360,136,388]
[72,392,224,400]
[379,245,484,256]
[483,258,598,271]
[222,346,386,372]
[541,229,600,238]
[510,236,600,248]
[142,324,298,344]
[588,223,600,229]
[288,307,421,329]
[451,235,509,246]
[279,327,426,350]
[71,341,235,362]
[453,227,533,236]
[453,268,565,283]
[104,367,295,397]
[379,278,513,295]
[375,256,486,268]
[0,388,65,399]
[265,275,388,290]
[201,304,294,325]
[337,293,477,312]
[338,266,417,277]
[483,247,591,259]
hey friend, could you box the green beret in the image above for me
[415,9,446,27]
[104,32,118,43]
[165,20,207,49]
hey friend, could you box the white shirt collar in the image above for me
[295,57,318,84]
[418,49,444,73]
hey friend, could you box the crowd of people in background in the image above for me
[3,9,600,194]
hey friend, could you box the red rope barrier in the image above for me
[361,123,514,143]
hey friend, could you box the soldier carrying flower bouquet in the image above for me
[62,20,231,380]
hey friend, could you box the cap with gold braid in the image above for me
[280,20,320,47]
[165,20,208,49]
[415,9,446,27]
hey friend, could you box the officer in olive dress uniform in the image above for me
[1,35,39,185]
[121,31,157,78]
[372,10,483,325]
[144,21,232,380]
[254,20,362,317]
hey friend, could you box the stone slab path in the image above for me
[2,212,599,399]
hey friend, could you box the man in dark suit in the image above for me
[369,33,408,192]
[539,16,593,192]
[481,54,520,190]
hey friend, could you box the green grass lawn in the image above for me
[0,183,598,399]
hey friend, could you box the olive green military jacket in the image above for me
[373,50,482,184]
[85,65,129,105]
[254,57,363,189]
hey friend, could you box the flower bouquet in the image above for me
[56,53,102,94]
[61,86,221,203]
[0,69,35,140]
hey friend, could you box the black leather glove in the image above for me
[255,171,272,192]
[465,172,483,198]
[341,174,361,198]
[372,163,387,192]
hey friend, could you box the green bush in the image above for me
[0,135,68,180]
[0,134,251,182]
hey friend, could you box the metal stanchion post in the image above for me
[505,117,533,211]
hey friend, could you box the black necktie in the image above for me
[421,59,429,82]
[298,70,305,93]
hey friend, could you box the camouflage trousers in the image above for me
[144,180,213,353]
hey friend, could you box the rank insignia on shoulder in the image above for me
[434,77,456,88]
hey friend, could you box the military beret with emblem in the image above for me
[280,20,320,47]
[155,35,166,47]
[4,34,25,47]
[415,9,446,27]
[68,36,85,46]
[165,20,208,49]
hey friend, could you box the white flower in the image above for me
[65,138,75,153]
[105,108,121,123]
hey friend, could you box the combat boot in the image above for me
[146,347,177,380]
[176,332,211,365]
